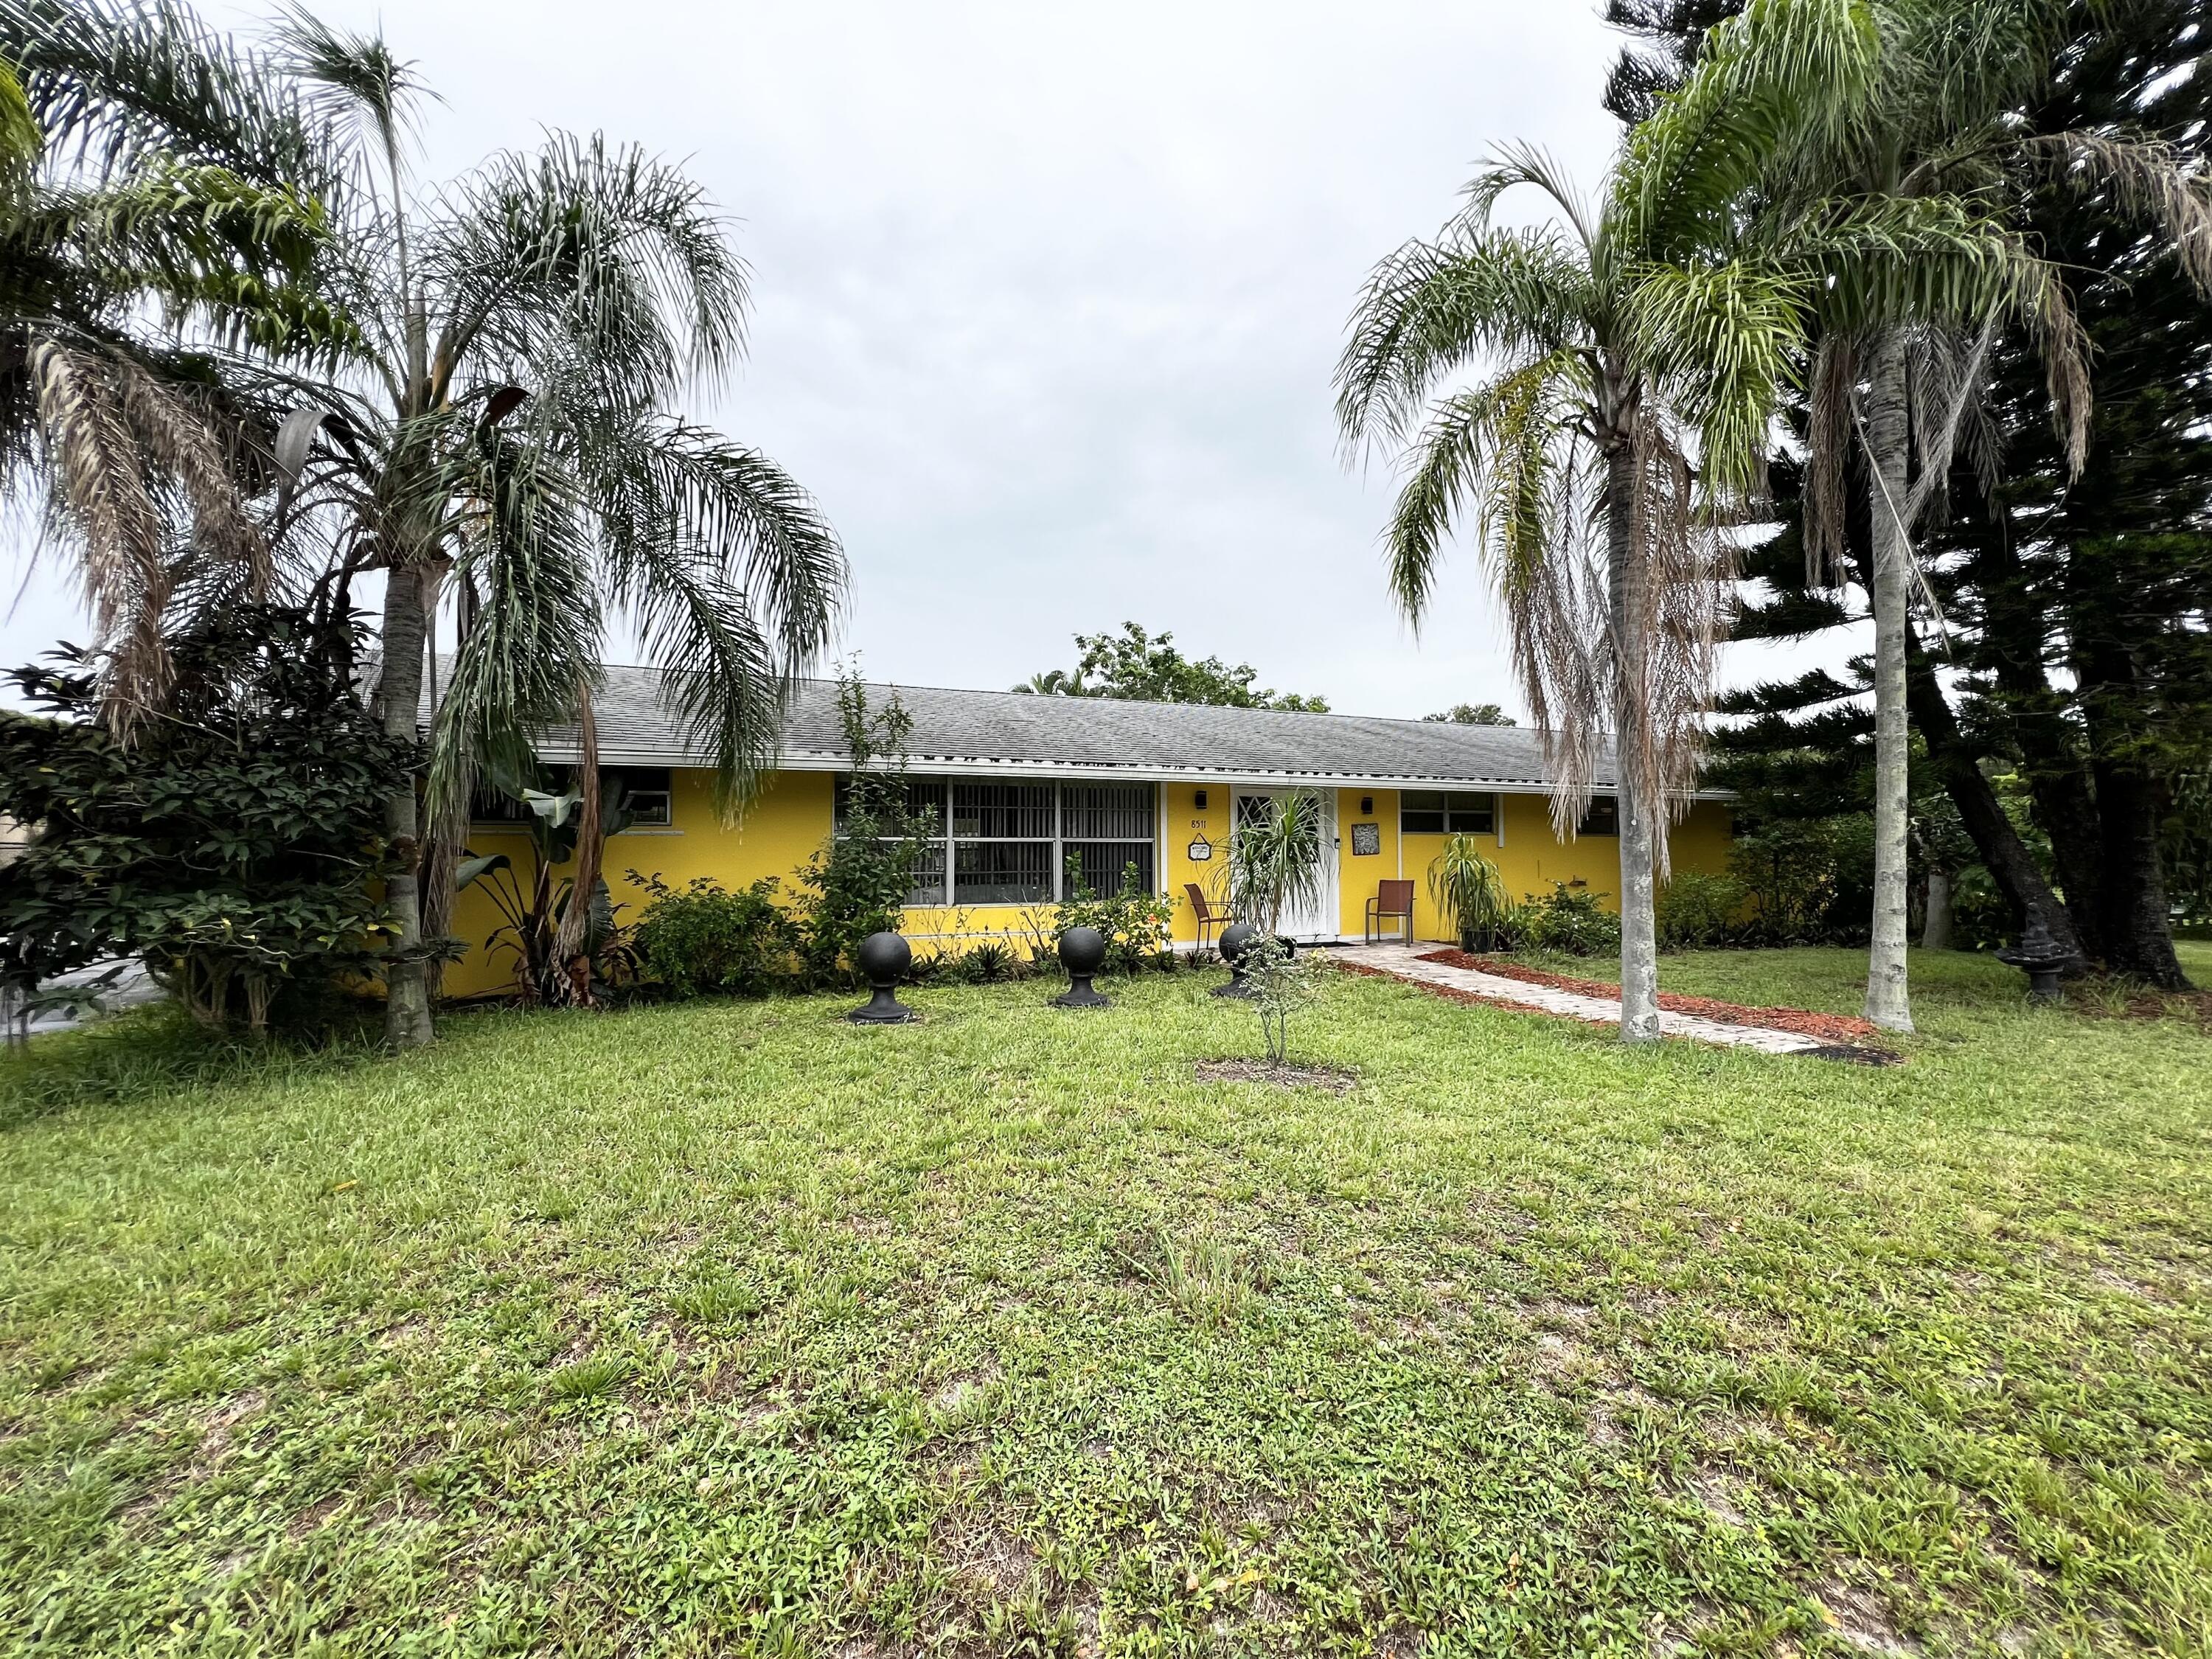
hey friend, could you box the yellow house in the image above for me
[445,669,1734,996]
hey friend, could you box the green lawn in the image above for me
[2,947,2209,1658]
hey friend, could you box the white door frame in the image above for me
[1232,787,1340,942]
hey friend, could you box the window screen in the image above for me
[953,839,1056,904]
[1400,790,1496,835]
[615,767,672,827]
[1062,783,1155,896]
[1577,796,1619,836]
[835,777,1155,907]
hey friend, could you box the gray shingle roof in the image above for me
[552,664,1648,793]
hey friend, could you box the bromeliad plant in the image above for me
[1427,835,1511,953]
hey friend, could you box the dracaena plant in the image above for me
[1226,790,1329,939]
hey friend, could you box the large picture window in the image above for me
[1399,790,1496,836]
[838,776,1156,906]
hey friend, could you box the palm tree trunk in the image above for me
[1921,868,1953,951]
[1862,335,1916,1032]
[552,681,602,1006]
[375,562,437,1048]
[1604,439,1661,1044]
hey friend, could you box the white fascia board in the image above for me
[556,742,1734,802]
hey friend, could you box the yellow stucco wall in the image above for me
[442,769,1734,995]
[1346,790,1734,944]
[1162,782,1230,944]
[444,768,836,998]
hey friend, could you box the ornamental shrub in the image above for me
[628,873,796,998]
[1656,870,1751,951]
[787,677,936,987]
[0,608,415,1036]
[1507,881,1621,957]
[1241,933,1326,1065]
[1055,858,1175,973]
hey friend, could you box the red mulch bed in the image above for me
[1413,949,1882,1046]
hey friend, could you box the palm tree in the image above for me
[1737,0,2212,1029]
[1335,4,1875,1040]
[0,0,343,725]
[260,16,847,1046]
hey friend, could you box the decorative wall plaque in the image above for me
[1350,821,1382,858]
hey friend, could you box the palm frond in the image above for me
[425,430,600,816]
[1804,330,1855,584]
[1456,142,1599,249]
[1335,227,1595,454]
[1615,0,1880,260]
[29,335,164,710]
[0,59,41,198]
[582,411,845,668]
[1619,408,1732,869]
[1620,256,1806,502]
[566,412,813,812]
[2021,129,2212,296]
[430,133,750,404]
[27,334,267,727]
[268,4,432,162]
[0,0,328,190]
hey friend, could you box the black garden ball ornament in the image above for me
[1212,920,1259,998]
[1051,925,1113,1009]
[848,931,919,1024]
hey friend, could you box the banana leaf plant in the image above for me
[456,774,639,1005]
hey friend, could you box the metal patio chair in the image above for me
[1184,883,1236,951]
[1365,879,1416,946]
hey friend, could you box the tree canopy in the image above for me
[1015,623,1329,712]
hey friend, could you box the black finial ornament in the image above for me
[1212,921,1261,998]
[848,931,919,1023]
[1997,909,2073,1003]
[1052,925,1113,1008]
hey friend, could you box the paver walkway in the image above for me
[1338,943,1838,1056]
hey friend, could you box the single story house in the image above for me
[444,667,1733,996]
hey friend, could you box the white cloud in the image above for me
[1,0,1861,715]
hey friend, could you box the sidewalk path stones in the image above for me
[1337,943,1857,1057]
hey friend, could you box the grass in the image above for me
[1,945,2208,1658]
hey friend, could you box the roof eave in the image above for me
[538,741,1733,801]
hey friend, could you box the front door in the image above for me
[1232,789,1340,942]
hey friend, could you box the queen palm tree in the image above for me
[1746,0,2212,1029]
[250,15,846,1046]
[0,0,344,724]
[1336,1,1895,1040]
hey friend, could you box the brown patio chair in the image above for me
[1365,879,1416,945]
[1184,883,1236,950]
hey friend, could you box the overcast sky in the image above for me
[3,0,1833,720]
